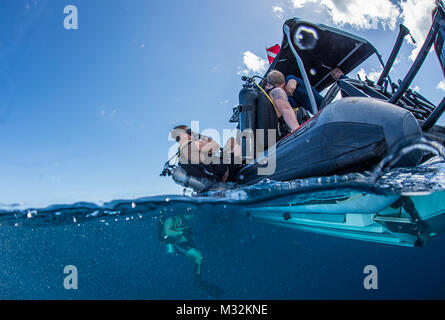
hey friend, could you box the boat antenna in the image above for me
[389,9,442,105]
[377,24,412,88]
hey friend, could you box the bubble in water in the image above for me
[294,25,318,50]
[310,68,317,76]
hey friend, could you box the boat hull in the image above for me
[236,97,422,185]
[238,191,445,247]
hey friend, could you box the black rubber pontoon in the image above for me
[236,97,422,185]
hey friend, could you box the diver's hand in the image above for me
[330,68,344,81]
[187,129,212,142]
[199,134,212,142]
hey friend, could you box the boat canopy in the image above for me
[268,19,378,91]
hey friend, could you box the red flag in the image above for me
[266,44,281,65]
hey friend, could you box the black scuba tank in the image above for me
[238,86,259,162]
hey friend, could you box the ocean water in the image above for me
[1,156,445,299]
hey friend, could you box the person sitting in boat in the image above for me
[266,69,346,116]
[267,70,324,113]
[171,125,242,183]
[264,73,300,133]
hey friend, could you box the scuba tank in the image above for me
[238,86,259,162]
[171,166,213,192]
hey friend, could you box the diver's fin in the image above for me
[193,263,223,297]
[194,277,224,298]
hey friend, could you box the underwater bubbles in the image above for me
[294,25,319,50]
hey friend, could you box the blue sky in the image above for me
[1,0,444,207]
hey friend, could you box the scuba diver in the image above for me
[265,69,346,132]
[267,69,345,112]
[171,125,242,183]
[265,72,301,133]
[157,212,224,297]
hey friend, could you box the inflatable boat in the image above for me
[167,3,445,192]
[162,1,445,247]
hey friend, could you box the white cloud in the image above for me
[357,67,382,82]
[437,80,445,92]
[291,0,400,30]
[292,0,318,9]
[273,6,284,18]
[237,51,268,75]
[291,0,435,60]
[400,0,435,61]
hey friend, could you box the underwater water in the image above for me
[1,157,445,299]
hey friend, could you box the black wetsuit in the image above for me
[286,75,323,112]
[179,142,241,183]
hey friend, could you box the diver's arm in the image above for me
[198,139,219,150]
[199,140,220,159]
[330,68,345,81]
[271,88,299,131]
[163,217,183,237]
[285,78,298,96]
[280,107,299,131]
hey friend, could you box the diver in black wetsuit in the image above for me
[171,125,242,183]
[158,213,223,297]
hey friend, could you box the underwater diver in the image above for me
[158,212,224,297]
[171,125,242,183]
